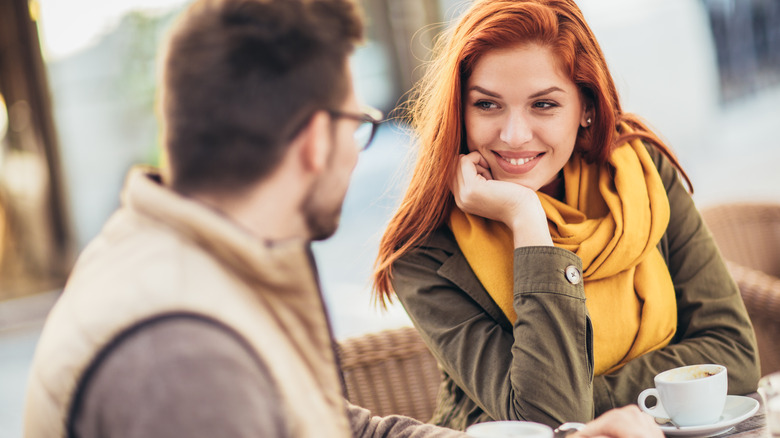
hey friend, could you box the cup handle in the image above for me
[637,388,669,419]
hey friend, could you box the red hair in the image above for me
[372,0,691,303]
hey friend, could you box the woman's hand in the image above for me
[451,151,553,248]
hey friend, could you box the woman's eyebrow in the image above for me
[467,85,565,99]
[467,85,501,98]
[529,86,565,98]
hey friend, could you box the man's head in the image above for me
[160,0,363,198]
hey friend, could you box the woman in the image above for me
[372,0,759,430]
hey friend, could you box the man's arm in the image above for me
[348,402,467,438]
[72,316,288,438]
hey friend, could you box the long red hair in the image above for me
[372,0,691,303]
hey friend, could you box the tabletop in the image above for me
[717,394,766,438]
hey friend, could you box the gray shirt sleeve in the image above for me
[72,315,467,438]
[72,316,288,438]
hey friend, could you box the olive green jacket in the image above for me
[390,147,760,430]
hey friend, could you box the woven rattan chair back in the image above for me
[700,202,780,278]
[728,263,780,375]
[701,202,780,375]
[337,326,441,422]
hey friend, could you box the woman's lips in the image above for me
[493,151,544,174]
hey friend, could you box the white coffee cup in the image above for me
[466,420,553,438]
[637,364,728,427]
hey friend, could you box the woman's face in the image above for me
[463,43,589,191]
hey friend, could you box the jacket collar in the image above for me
[121,167,318,296]
[428,227,514,331]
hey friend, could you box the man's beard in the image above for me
[301,184,343,241]
[303,197,341,240]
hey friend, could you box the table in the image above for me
[722,394,768,437]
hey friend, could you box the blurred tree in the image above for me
[0,0,74,299]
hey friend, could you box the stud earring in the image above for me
[586,117,592,126]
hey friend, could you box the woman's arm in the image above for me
[392,237,594,427]
[591,147,760,415]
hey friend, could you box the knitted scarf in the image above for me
[449,129,677,375]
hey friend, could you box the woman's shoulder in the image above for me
[390,225,475,283]
[642,141,665,169]
[642,142,681,190]
[389,225,463,299]
[396,225,459,263]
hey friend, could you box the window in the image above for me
[702,0,780,103]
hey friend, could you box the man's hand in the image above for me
[572,405,663,438]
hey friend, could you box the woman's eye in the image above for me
[533,101,558,109]
[474,100,497,110]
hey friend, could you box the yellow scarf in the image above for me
[449,131,677,375]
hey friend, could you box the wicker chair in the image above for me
[700,202,780,278]
[727,263,780,376]
[336,326,441,422]
[700,202,780,375]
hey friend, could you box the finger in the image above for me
[454,153,472,180]
[460,151,493,181]
[475,164,492,181]
[475,152,490,169]
[453,153,488,208]
[450,154,471,204]
[462,150,484,165]
[456,153,481,185]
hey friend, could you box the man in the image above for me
[23,0,662,436]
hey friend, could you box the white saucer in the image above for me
[658,395,759,437]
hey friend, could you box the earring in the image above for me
[586,117,592,126]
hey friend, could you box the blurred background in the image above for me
[1,0,779,435]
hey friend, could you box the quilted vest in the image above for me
[23,168,350,437]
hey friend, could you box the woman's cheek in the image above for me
[465,127,488,152]
[464,132,479,152]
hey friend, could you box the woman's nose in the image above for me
[499,110,533,146]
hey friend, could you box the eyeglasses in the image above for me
[327,106,384,151]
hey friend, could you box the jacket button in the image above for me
[565,265,582,285]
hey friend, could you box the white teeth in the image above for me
[503,155,536,166]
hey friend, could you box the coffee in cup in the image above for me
[466,420,553,438]
[637,364,727,427]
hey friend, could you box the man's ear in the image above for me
[297,110,330,173]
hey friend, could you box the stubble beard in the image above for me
[301,181,343,241]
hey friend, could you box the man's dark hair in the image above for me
[161,0,363,195]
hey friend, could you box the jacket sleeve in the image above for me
[71,317,290,438]
[348,402,468,438]
[591,147,760,415]
[392,243,595,427]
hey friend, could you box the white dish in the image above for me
[658,395,759,437]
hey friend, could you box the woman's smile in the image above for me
[492,150,545,174]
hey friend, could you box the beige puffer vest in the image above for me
[23,168,350,437]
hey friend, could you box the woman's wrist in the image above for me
[509,207,554,248]
[511,223,554,248]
